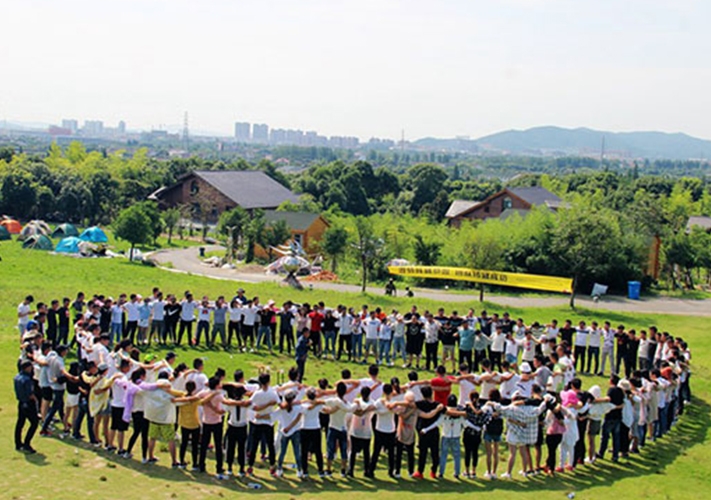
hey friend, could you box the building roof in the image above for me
[193,171,300,209]
[508,186,561,206]
[499,208,531,220]
[687,215,711,232]
[445,200,481,219]
[264,210,327,231]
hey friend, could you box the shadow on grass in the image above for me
[40,397,710,495]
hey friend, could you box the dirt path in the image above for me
[151,245,711,317]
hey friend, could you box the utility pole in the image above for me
[182,111,190,153]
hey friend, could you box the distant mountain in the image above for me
[474,126,711,160]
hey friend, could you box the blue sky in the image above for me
[1,0,709,140]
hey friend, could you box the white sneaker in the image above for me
[500,472,511,479]
[483,472,491,480]
[296,471,303,479]
[215,473,226,480]
[275,468,283,478]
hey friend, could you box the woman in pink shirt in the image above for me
[199,377,226,479]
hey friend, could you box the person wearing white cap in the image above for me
[515,362,535,399]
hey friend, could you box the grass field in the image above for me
[1,242,710,499]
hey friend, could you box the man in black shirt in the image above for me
[14,360,39,453]
[404,308,423,369]
[598,375,625,462]
[57,298,71,346]
[47,300,59,348]
[559,320,575,347]
[414,386,444,478]
[500,312,514,335]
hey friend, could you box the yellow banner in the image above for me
[387,265,572,294]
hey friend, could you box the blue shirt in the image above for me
[459,328,475,351]
[139,304,151,321]
[14,371,34,403]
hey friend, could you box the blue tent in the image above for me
[79,226,108,243]
[56,236,81,253]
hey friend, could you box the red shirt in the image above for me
[308,311,324,332]
[430,376,453,405]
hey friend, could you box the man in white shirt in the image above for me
[17,296,35,336]
[247,373,279,475]
[600,321,616,376]
[323,382,358,476]
[423,314,441,371]
[124,294,141,344]
[337,306,353,361]
[348,386,376,477]
[574,321,590,373]
[587,321,602,375]
[362,312,381,365]
[149,293,165,345]
[489,325,506,372]
[369,384,398,478]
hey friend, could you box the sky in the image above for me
[1,0,710,140]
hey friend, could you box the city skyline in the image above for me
[2,1,710,141]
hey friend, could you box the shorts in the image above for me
[442,345,455,356]
[149,422,175,442]
[41,386,53,401]
[406,336,423,355]
[66,393,79,407]
[484,433,501,443]
[98,404,112,417]
[506,354,518,365]
[111,406,129,431]
[587,420,602,436]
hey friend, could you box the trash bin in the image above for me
[627,281,641,300]
[199,247,205,258]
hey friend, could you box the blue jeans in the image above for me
[327,428,348,461]
[655,405,668,438]
[439,436,461,476]
[256,325,273,350]
[73,398,96,443]
[378,339,392,364]
[323,330,336,357]
[195,320,210,345]
[599,418,621,460]
[352,335,363,359]
[42,389,65,432]
[392,336,406,362]
[110,322,122,345]
[277,431,301,470]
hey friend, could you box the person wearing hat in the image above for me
[232,288,248,305]
[15,360,39,453]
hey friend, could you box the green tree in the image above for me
[163,207,182,245]
[245,210,266,263]
[0,170,37,218]
[217,206,249,261]
[261,220,291,261]
[320,226,349,272]
[407,164,448,213]
[114,205,152,260]
[413,234,442,266]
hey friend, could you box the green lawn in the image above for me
[1,242,710,499]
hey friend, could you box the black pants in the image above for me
[337,335,352,360]
[177,320,193,345]
[42,389,65,432]
[300,428,324,475]
[417,429,439,474]
[58,326,69,346]
[200,422,224,473]
[396,440,415,476]
[279,328,294,354]
[165,319,178,343]
[463,429,481,471]
[370,430,396,475]
[228,321,242,347]
[180,427,200,465]
[474,350,487,372]
[125,320,138,343]
[574,346,586,372]
[242,325,255,347]
[619,423,630,456]
[459,350,473,372]
[248,424,275,466]
[226,425,247,473]
[575,419,587,463]
[425,343,438,370]
[349,436,371,475]
[587,347,600,374]
[490,351,503,372]
[15,401,39,450]
[545,434,562,470]
[127,411,150,459]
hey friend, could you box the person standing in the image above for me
[210,296,228,348]
[124,294,141,344]
[600,321,616,376]
[413,385,444,479]
[163,295,181,345]
[177,294,198,346]
[587,321,602,375]
[17,295,35,337]
[148,293,165,345]
[15,360,39,453]
[247,373,279,476]
[369,384,397,478]
[198,377,227,478]
[574,321,589,374]
[295,330,310,382]
[598,375,625,462]
[404,307,423,369]
[278,302,295,354]
[40,344,74,436]
[423,314,441,372]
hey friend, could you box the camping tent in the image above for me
[52,223,79,238]
[22,234,54,251]
[0,225,10,240]
[56,236,81,253]
[79,226,108,243]
[0,218,22,234]
[20,222,50,240]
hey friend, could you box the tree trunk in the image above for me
[569,275,578,309]
[167,227,173,245]
[479,283,484,302]
[361,257,367,293]
[331,255,337,273]
[130,243,135,262]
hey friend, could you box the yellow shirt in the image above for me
[89,376,112,417]
[178,399,200,430]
